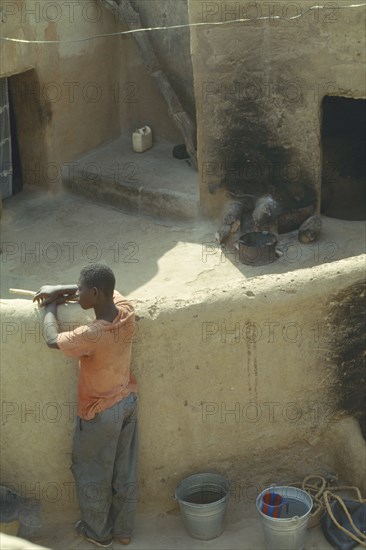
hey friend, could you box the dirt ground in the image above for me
[15,509,337,550]
[1,188,365,301]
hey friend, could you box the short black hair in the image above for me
[79,264,115,297]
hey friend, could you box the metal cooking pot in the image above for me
[236,232,279,266]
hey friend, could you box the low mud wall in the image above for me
[1,256,365,517]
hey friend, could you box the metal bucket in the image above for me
[174,473,230,540]
[256,486,313,550]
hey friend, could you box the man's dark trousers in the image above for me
[71,393,138,541]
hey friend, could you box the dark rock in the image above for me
[252,196,278,233]
[216,224,232,244]
[173,144,190,160]
[298,215,322,243]
[223,200,244,225]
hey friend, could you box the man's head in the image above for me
[78,264,115,309]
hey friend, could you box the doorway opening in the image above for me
[0,77,23,200]
[321,96,365,220]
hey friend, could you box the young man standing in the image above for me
[34,264,138,548]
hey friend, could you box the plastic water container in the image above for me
[256,486,313,550]
[132,126,152,152]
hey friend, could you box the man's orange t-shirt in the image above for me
[57,291,137,420]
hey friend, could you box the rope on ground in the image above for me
[294,474,366,547]
[291,474,336,527]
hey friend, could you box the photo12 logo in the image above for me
[1,480,138,504]
[201,400,340,424]
[200,2,340,23]
[201,320,323,344]
[1,399,139,424]
[0,1,140,24]
[1,240,140,265]
[13,81,140,106]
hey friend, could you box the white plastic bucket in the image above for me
[174,473,230,540]
[256,486,313,550]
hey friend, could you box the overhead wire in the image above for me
[0,2,365,44]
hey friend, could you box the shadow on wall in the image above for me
[206,96,318,218]
[326,280,366,440]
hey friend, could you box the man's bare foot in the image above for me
[115,537,131,545]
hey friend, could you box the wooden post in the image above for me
[100,0,197,169]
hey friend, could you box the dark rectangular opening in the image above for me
[321,96,365,221]
[0,77,24,200]
[9,84,23,195]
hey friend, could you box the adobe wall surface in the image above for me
[1,1,122,189]
[118,0,194,143]
[0,0,183,191]
[188,0,366,216]
[134,0,195,120]
[1,191,365,516]
[1,255,365,515]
